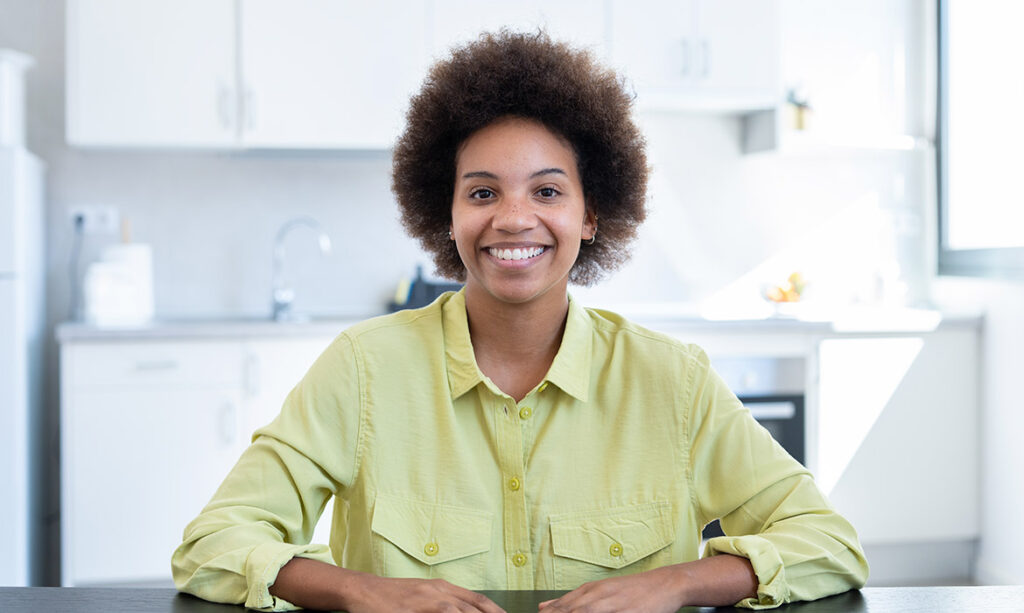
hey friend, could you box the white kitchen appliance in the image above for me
[0,49,44,587]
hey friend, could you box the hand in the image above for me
[537,566,685,613]
[346,574,507,613]
[538,555,757,612]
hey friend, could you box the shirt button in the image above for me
[538,382,549,393]
[508,477,521,491]
[518,406,532,420]
[609,543,623,557]
[512,552,528,567]
[424,542,439,557]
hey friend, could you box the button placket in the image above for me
[495,395,531,587]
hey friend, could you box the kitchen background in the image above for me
[2,0,1023,591]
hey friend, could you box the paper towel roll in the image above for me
[84,244,155,327]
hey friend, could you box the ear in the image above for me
[582,206,598,240]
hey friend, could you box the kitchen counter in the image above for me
[55,305,981,342]
[55,316,368,342]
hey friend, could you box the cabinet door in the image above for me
[66,0,237,147]
[430,0,607,60]
[239,0,430,149]
[694,0,779,99]
[609,0,698,94]
[241,337,335,437]
[610,0,779,111]
[64,385,245,584]
[61,340,246,585]
[818,329,980,543]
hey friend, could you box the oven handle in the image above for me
[746,401,797,420]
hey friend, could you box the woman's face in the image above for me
[451,116,596,310]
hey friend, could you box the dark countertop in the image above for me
[2,586,1022,613]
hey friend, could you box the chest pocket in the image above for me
[371,494,493,587]
[549,501,674,588]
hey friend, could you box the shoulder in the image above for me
[584,306,710,367]
[339,296,444,345]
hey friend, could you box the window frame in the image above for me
[936,0,1024,279]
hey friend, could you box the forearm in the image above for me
[270,557,366,612]
[671,553,758,607]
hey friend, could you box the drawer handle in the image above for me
[747,401,797,421]
[219,402,237,445]
[133,360,178,372]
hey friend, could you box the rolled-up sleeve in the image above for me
[686,347,869,608]
[171,333,364,611]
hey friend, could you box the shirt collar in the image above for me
[443,289,593,402]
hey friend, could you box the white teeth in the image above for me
[489,246,545,261]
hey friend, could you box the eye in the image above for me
[469,188,495,200]
[537,187,560,199]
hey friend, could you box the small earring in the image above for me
[448,230,453,240]
[583,234,596,246]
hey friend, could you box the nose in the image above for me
[492,193,536,234]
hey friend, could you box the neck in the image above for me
[463,286,569,400]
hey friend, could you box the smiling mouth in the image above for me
[487,246,547,261]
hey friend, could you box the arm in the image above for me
[270,557,505,613]
[539,346,866,612]
[172,334,506,613]
[689,348,869,608]
[172,336,360,611]
[539,553,756,613]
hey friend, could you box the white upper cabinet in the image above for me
[66,0,237,147]
[429,0,607,60]
[67,0,429,149]
[66,0,782,149]
[239,0,429,149]
[609,0,780,111]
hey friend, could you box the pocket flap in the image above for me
[371,494,492,565]
[549,501,673,570]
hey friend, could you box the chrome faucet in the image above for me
[272,216,332,322]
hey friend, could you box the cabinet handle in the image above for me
[700,39,710,78]
[244,353,261,398]
[681,39,691,77]
[133,360,178,372]
[219,401,237,446]
[217,80,233,130]
[243,87,256,132]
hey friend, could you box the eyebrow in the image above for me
[460,168,568,180]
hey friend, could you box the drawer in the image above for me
[64,340,244,387]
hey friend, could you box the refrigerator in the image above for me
[0,145,45,586]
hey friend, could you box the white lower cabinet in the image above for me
[652,321,981,559]
[60,335,334,586]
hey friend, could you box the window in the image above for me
[937,0,1024,278]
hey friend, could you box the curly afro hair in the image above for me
[391,29,649,286]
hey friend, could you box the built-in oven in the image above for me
[702,355,806,539]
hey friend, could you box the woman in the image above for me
[173,31,868,612]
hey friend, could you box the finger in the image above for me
[443,583,506,613]
[540,584,604,613]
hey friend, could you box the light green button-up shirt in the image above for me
[172,290,868,610]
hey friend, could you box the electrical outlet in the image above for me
[69,206,120,234]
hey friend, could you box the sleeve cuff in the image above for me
[244,542,335,611]
[703,534,789,609]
